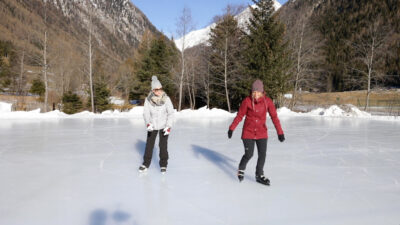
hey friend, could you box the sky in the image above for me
[131,0,288,39]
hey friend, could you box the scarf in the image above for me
[147,91,167,106]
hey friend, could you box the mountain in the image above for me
[0,0,160,64]
[277,0,400,92]
[174,0,282,51]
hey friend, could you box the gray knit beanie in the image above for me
[151,76,162,90]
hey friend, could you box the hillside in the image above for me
[0,0,162,100]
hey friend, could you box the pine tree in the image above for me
[87,56,111,113]
[62,92,83,114]
[92,81,111,113]
[209,12,245,112]
[29,78,45,96]
[244,0,291,101]
[135,35,178,98]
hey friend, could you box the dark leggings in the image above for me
[143,130,169,168]
[239,139,268,176]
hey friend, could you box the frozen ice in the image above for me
[0,109,399,225]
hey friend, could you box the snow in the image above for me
[1,102,399,121]
[174,1,282,51]
[1,109,399,225]
[0,102,12,113]
[284,93,293,99]
[109,96,125,106]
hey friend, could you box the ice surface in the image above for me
[0,115,399,225]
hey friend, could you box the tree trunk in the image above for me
[365,37,375,111]
[224,37,231,113]
[290,23,305,110]
[191,61,196,109]
[18,49,25,94]
[44,31,48,112]
[207,63,210,109]
[89,13,95,113]
[186,72,193,109]
[179,48,185,111]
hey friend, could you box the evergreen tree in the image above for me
[0,40,17,91]
[135,35,178,98]
[29,78,45,96]
[209,12,246,111]
[87,56,111,113]
[92,81,111,113]
[244,0,292,101]
[62,92,83,114]
[314,0,400,91]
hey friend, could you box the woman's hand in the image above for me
[147,123,154,132]
[278,134,285,142]
[228,130,233,139]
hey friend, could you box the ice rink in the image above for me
[0,116,399,225]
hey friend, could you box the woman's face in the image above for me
[252,91,263,99]
[153,88,163,96]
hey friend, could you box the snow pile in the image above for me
[284,93,293,99]
[109,96,125,106]
[277,107,300,116]
[1,101,398,120]
[176,106,234,118]
[0,102,12,113]
[309,105,372,118]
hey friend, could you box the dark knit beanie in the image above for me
[252,79,264,92]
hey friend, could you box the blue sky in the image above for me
[131,0,288,38]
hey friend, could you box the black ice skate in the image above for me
[138,165,147,173]
[256,175,270,186]
[237,170,244,182]
[160,167,167,174]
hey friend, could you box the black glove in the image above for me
[278,134,285,142]
[228,130,233,139]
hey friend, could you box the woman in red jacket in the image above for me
[228,79,285,185]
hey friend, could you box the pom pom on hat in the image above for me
[151,76,162,90]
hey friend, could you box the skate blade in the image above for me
[256,180,270,186]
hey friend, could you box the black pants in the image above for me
[239,139,268,176]
[143,130,169,168]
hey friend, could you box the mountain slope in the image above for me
[277,0,400,92]
[0,0,160,63]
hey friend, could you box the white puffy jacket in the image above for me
[143,96,174,130]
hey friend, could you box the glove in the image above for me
[228,130,233,139]
[147,123,154,132]
[278,134,285,142]
[163,127,171,136]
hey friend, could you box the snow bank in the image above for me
[109,96,125,106]
[0,102,12,113]
[176,106,234,118]
[308,105,371,118]
[278,105,400,121]
[0,101,398,121]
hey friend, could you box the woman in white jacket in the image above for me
[139,76,174,174]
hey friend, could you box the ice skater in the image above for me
[228,79,285,185]
[139,76,174,174]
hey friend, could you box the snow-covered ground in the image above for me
[0,102,400,225]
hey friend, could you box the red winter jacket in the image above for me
[229,95,284,140]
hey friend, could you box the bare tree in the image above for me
[43,0,49,112]
[350,22,387,110]
[176,7,194,111]
[209,6,244,112]
[88,6,95,112]
[18,39,27,95]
